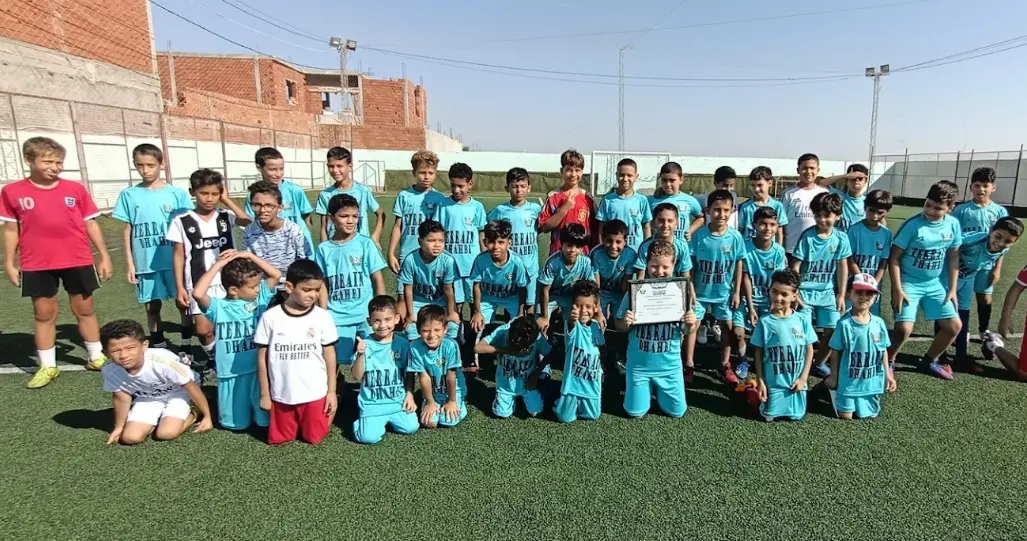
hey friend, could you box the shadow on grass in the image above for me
[53,408,114,432]
[3,324,82,368]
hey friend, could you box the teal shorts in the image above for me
[759,386,807,421]
[732,301,770,330]
[135,270,176,304]
[554,394,601,423]
[493,389,544,418]
[800,303,841,329]
[478,299,521,325]
[525,272,538,307]
[422,399,467,427]
[624,369,686,418]
[974,270,995,296]
[353,411,418,444]
[454,278,472,305]
[335,322,372,365]
[830,390,881,419]
[217,372,269,430]
[698,300,732,322]
[895,280,958,323]
[955,276,977,311]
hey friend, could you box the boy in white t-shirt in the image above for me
[780,153,829,256]
[254,259,339,445]
[100,319,213,445]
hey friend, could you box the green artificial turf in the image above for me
[0,193,1025,540]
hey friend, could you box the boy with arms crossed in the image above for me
[316,147,384,244]
[488,168,543,313]
[2,137,113,388]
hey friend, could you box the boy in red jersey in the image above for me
[1,137,113,388]
[540,149,597,256]
[989,263,1027,381]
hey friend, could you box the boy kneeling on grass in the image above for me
[101,319,213,445]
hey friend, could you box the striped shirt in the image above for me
[242,220,308,285]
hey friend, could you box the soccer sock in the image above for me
[180,325,194,349]
[978,302,992,333]
[84,341,103,361]
[955,309,970,357]
[201,341,216,365]
[38,347,57,368]
[150,331,166,346]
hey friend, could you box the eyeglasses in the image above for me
[251,204,279,211]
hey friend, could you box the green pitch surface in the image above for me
[1,194,1026,540]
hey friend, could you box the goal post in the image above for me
[589,150,673,197]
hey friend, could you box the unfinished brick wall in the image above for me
[1,0,154,74]
[353,78,427,150]
[158,55,260,103]
[167,88,314,134]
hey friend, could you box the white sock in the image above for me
[201,341,215,363]
[38,348,57,368]
[737,342,747,358]
[84,341,103,361]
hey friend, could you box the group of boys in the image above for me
[4,137,1024,446]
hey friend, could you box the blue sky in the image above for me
[152,0,1027,160]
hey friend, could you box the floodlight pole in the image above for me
[618,46,631,152]
[865,64,889,175]
[330,37,358,114]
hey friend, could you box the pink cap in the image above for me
[852,273,881,294]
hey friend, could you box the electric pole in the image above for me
[865,64,889,175]
[329,37,357,116]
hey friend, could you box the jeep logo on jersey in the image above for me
[64,197,76,208]
[193,236,230,250]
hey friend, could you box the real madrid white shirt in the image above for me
[253,304,339,405]
[101,348,194,401]
[780,184,828,254]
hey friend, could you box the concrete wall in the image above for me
[425,130,463,153]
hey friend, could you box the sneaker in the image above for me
[925,360,954,381]
[463,358,480,374]
[684,365,694,385]
[697,325,708,345]
[178,351,194,367]
[84,354,107,371]
[734,360,750,380]
[982,331,1004,361]
[26,366,59,389]
[710,323,722,343]
[941,363,954,376]
[811,363,831,378]
[744,386,761,408]
[722,365,739,385]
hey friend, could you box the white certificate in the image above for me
[629,278,689,325]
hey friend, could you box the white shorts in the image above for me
[127,395,192,426]
[187,284,226,316]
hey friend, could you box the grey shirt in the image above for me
[242,219,309,285]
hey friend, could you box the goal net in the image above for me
[589,151,672,197]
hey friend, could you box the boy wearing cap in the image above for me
[825,273,896,420]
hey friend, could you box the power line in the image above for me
[892,33,1027,72]
[177,0,329,53]
[628,0,690,47]
[215,0,327,43]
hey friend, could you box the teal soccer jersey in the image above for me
[893,214,962,282]
[484,322,552,396]
[952,201,1008,239]
[398,251,458,311]
[596,192,652,250]
[315,183,381,238]
[393,187,446,260]
[828,188,866,232]
[793,227,853,301]
[436,198,487,277]
[829,314,890,397]
[648,193,703,242]
[407,338,466,404]
[955,235,1008,279]
[314,236,388,326]
[591,245,637,311]
[201,282,274,378]
[691,227,746,303]
[487,201,542,276]
[743,241,787,308]
[539,252,596,310]
[737,198,789,241]
[615,295,682,373]
[633,237,692,275]
[358,336,411,417]
[560,321,605,399]
[112,184,192,273]
[847,221,892,275]
[752,312,816,390]
[245,180,313,248]
[470,253,528,310]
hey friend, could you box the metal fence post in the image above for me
[962,149,975,201]
[1013,144,1024,207]
[900,148,909,197]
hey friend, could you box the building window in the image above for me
[286,80,297,105]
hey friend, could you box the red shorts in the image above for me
[268,396,331,445]
[1020,319,1027,373]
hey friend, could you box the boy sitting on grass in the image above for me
[475,315,552,419]
[101,319,212,445]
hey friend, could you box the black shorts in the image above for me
[21,265,100,298]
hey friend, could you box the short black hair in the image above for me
[418,219,445,239]
[506,167,530,185]
[571,279,600,302]
[707,189,734,208]
[327,146,352,163]
[771,269,800,290]
[327,193,359,216]
[255,147,284,167]
[714,166,737,185]
[865,189,894,211]
[660,162,683,177]
[222,258,263,289]
[847,163,869,176]
[749,166,773,182]
[449,162,473,181]
[368,295,398,314]
[508,316,541,351]
[189,168,224,191]
[286,259,324,285]
[560,223,589,247]
[811,192,842,216]
[483,219,512,242]
[971,167,997,185]
[653,202,679,217]
[753,206,779,224]
[132,143,163,163]
[101,319,147,347]
[416,304,447,330]
[617,158,637,171]
[927,181,959,207]
[993,216,1024,238]
[797,153,820,166]
[602,219,629,239]
[248,180,282,204]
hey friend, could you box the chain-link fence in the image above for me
[873,148,1027,207]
